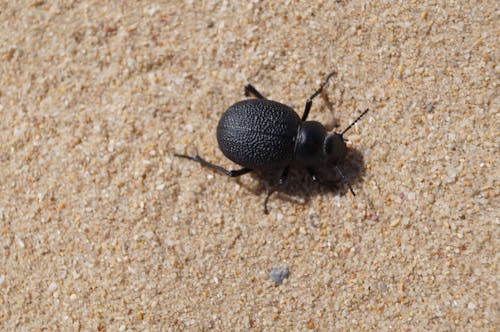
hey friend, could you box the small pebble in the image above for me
[426,103,435,113]
[47,281,57,292]
[270,267,289,285]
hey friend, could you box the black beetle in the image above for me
[175,71,369,213]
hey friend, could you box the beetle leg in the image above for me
[301,100,313,122]
[263,166,289,214]
[307,165,355,196]
[174,153,252,177]
[244,84,265,99]
[301,70,337,121]
[307,167,319,182]
[335,165,355,196]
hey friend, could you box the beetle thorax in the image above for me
[294,121,327,165]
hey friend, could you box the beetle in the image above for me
[175,71,369,213]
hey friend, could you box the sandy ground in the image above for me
[0,1,498,331]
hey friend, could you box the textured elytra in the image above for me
[217,99,301,169]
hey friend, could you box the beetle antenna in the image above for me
[335,166,355,196]
[341,108,369,136]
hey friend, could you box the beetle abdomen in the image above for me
[217,99,300,169]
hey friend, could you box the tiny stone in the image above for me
[14,127,24,137]
[16,237,25,249]
[145,4,158,16]
[270,267,289,285]
[426,103,435,112]
[47,281,57,292]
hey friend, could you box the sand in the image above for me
[0,1,498,330]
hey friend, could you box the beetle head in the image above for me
[324,108,370,163]
[324,133,347,163]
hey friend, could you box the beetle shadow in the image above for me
[239,147,366,210]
